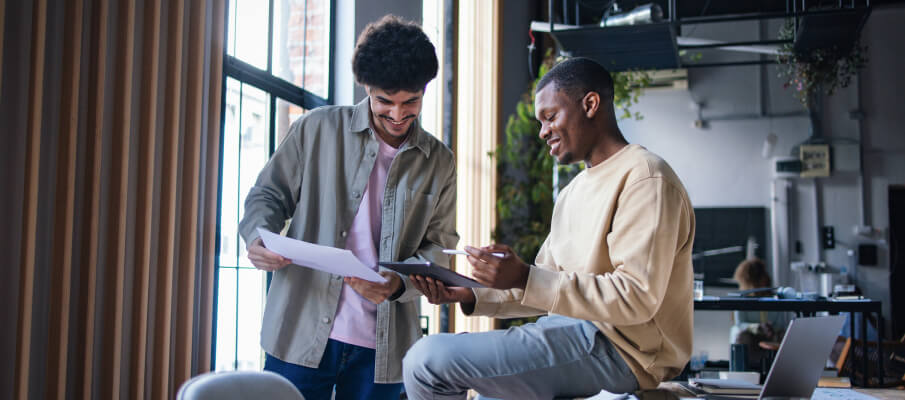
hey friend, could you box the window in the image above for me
[420,0,449,335]
[216,0,333,372]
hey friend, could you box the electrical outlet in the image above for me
[822,226,835,249]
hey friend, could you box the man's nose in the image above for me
[389,106,403,121]
[538,123,550,140]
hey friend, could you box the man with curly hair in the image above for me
[238,15,457,400]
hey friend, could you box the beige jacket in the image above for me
[471,144,695,389]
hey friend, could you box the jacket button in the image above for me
[341,231,348,238]
[322,317,331,324]
[353,191,360,198]
[369,151,376,158]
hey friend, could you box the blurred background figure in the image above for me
[731,258,790,371]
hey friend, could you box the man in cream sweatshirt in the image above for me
[403,57,696,399]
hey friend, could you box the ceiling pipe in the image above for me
[677,37,783,55]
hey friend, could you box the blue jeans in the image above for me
[402,315,639,400]
[264,339,403,400]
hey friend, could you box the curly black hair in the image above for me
[352,15,438,93]
[536,57,614,103]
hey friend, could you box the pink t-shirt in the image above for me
[328,133,400,349]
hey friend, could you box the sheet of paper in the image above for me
[811,388,879,400]
[256,228,387,283]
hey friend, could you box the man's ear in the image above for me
[582,91,601,119]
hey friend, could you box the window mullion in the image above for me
[301,0,309,92]
[233,82,245,369]
[267,0,274,73]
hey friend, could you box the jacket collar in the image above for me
[350,97,431,158]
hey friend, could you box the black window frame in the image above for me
[212,0,336,371]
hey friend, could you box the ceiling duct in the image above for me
[600,3,664,27]
[531,0,874,72]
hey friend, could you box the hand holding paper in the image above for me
[256,228,387,283]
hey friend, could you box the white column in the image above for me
[453,0,499,334]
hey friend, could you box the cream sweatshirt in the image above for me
[471,144,696,389]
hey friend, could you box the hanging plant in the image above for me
[776,19,868,108]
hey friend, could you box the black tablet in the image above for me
[378,262,486,288]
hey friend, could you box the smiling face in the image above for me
[366,86,424,147]
[534,84,598,165]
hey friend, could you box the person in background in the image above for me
[238,15,457,400]
[402,57,696,399]
[731,258,789,370]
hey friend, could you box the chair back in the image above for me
[177,370,305,400]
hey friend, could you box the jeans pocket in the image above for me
[589,333,637,386]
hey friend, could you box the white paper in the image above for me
[256,228,387,283]
[812,388,880,400]
[585,389,635,400]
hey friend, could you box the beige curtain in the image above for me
[0,0,225,399]
[454,0,501,334]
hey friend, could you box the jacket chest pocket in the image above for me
[397,189,437,256]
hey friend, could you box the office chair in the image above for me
[177,370,305,400]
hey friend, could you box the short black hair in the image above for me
[352,15,438,93]
[535,57,614,103]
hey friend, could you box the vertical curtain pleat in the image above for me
[174,0,207,385]
[99,0,136,397]
[199,0,226,372]
[15,0,47,398]
[130,0,162,398]
[46,0,83,399]
[152,0,185,397]
[0,0,6,92]
[77,0,109,397]
[1,1,225,399]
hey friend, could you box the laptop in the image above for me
[688,315,846,399]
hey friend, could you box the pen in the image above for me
[442,249,505,258]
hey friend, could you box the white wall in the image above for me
[615,7,905,359]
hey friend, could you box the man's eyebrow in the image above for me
[403,95,421,103]
[535,106,549,118]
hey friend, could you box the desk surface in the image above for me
[651,382,905,399]
[694,297,882,313]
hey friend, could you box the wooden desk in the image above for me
[694,298,885,387]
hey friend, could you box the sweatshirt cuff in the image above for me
[520,265,560,312]
[468,288,501,316]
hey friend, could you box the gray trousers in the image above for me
[402,315,639,400]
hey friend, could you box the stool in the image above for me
[758,341,780,379]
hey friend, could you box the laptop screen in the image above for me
[759,315,846,399]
